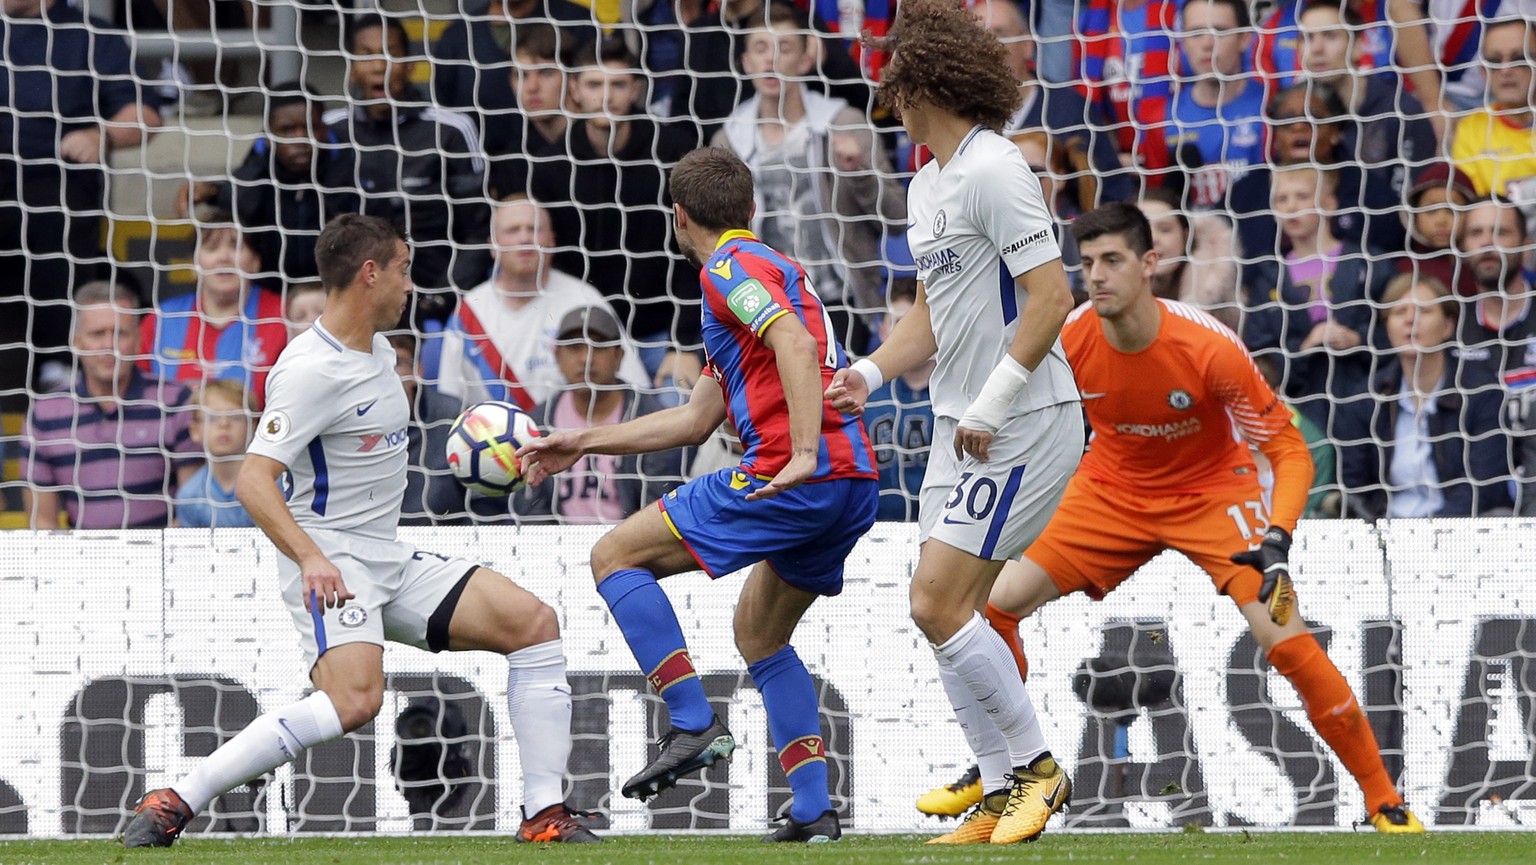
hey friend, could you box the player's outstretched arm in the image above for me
[828,281,937,414]
[236,454,351,612]
[955,259,1076,461]
[518,376,729,486]
[748,312,824,501]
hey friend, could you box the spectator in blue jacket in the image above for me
[1336,274,1514,519]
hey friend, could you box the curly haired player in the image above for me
[827,0,1083,845]
[917,203,1425,835]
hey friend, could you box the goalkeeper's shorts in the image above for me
[1024,474,1269,607]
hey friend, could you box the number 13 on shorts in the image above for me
[1226,499,1270,542]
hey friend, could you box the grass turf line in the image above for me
[1,833,1534,865]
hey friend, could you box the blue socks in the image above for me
[749,645,831,822]
[596,568,713,733]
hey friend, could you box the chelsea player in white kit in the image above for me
[125,215,599,847]
[827,0,1081,845]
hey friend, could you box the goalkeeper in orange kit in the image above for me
[917,203,1423,841]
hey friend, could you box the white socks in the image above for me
[935,653,1013,794]
[506,639,573,817]
[172,690,344,813]
[933,613,1048,772]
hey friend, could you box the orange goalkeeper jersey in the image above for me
[1061,299,1312,531]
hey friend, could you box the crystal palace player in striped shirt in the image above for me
[520,147,878,844]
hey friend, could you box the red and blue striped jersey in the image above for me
[138,288,288,407]
[1255,1,1392,89]
[699,230,877,482]
[1075,0,1177,172]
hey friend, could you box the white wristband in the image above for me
[958,355,1031,435]
[850,358,884,393]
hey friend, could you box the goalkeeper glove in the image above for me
[1230,527,1297,626]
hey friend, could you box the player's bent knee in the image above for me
[589,536,625,584]
[733,626,787,666]
[522,600,560,648]
[909,588,968,645]
[325,684,384,733]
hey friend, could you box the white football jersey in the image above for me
[248,319,411,541]
[905,126,1079,421]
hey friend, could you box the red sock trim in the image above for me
[647,649,698,695]
[778,735,827,776]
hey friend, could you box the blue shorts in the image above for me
[657,468,878,596]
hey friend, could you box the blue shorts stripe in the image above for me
[310,591,328,656]
[307,438,329,516]
[980,463,1029,559]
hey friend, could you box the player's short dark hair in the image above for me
[873,0,1022,132]
[315,214,407,292]
[670,147,754,232]
[344,13,410,55]
[1072,202,1155,256]
[1183,0,1251,30]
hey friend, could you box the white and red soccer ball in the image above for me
[445,401,541,496]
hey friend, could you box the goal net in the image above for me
[1,0,1534,838]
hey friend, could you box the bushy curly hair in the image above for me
[872,0,1022,132]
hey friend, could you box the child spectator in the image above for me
[511,306,688,523]
[860,280,933,521]
[284,282,326,339]
[1244,167,1383,432]
[139,208,288,405]
[174,380,257,528]
[1399,162,1478,298]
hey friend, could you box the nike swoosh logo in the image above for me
[942,513,972,525]
[1042,777,1066,810]
[276,718,300,758]
[356,400,378,416]
[1081,392,1108,400]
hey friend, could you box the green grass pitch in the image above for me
[2,832,1534,865]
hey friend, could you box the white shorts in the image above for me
[919,402,1084,561]
[279,529,480,671]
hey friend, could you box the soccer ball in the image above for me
[445,401,541,496]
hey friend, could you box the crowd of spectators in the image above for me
[6,0,1536,528]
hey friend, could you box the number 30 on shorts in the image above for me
[944,471,1002,521]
